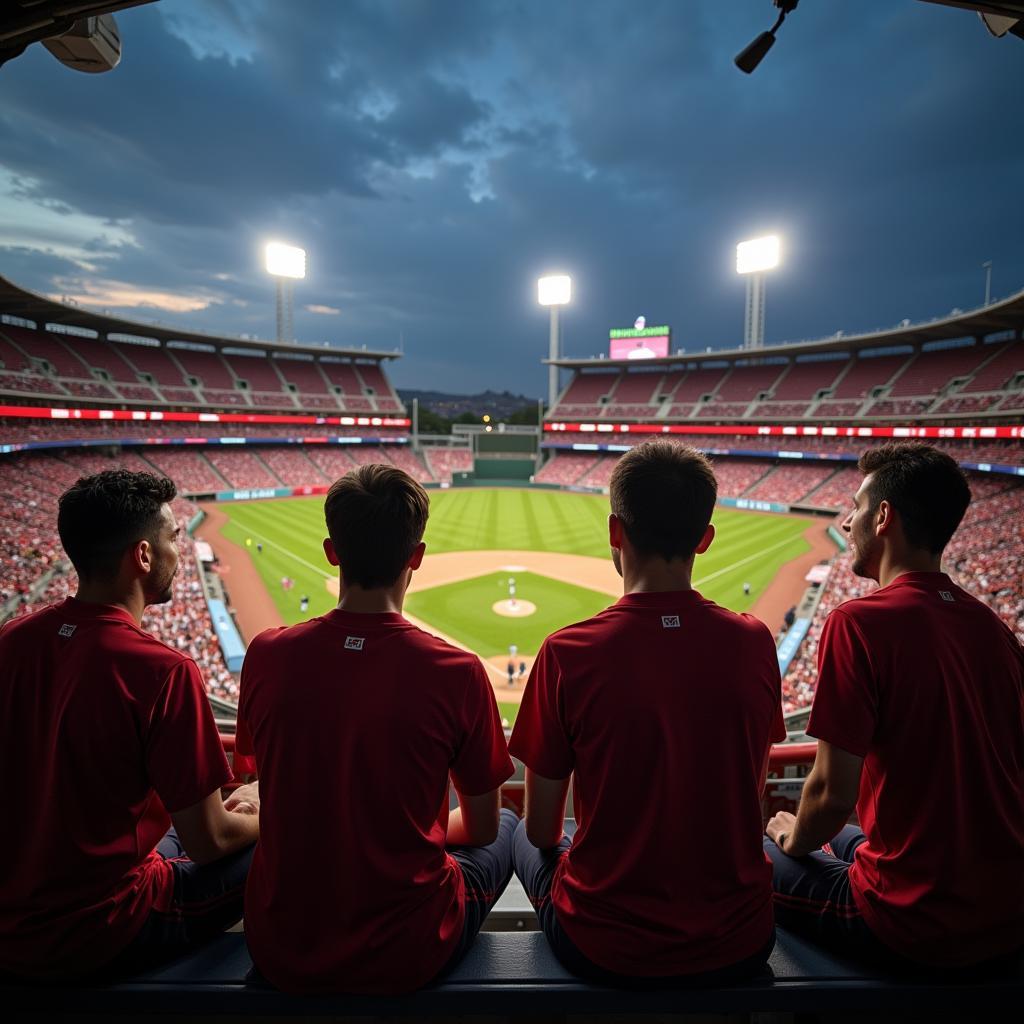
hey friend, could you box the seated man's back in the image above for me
[514,590,782,975]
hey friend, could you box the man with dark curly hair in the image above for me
[0,470,258,980]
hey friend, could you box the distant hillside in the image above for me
[397,388,541,419]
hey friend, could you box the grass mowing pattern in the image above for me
[218,489,814,629]
[404,571,612,657]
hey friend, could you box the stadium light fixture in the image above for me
[264,242,306,344]
[538,274,572,409]
[736,235,781,349]
[265,242,306,280]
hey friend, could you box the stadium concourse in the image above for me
[1,276,1023,717]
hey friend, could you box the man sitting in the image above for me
[0,470,258,979]
[766,442,1024,969]
[235,464,515,993]
[510,441,785,984]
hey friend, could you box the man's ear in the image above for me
[609,513,624,549]
[694,523,715,555]
[875,500,895,536]
[408,541,426,571]
[132,538,153,574]
[323,537,340,567]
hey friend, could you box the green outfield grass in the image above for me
[404,571,612,657]
[217,488,814,630]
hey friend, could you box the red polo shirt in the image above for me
[0,598,231,978]
[809,572,1024,966]
[235,609,514,994]
[510,589,785,976]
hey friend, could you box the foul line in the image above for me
[694,532,804,586]
[226,522,332,579]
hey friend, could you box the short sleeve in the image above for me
[508,638,574,779]
[449,661,514,796]
[807,608,878,758]
[145,659,231,813]
[233,649,257,777]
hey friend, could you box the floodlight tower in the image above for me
[736,235,780,349]
[538,274,571,409]
[265,242,306,343]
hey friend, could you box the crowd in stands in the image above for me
[423,447,473,482]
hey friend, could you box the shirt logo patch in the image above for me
[661,615,681,628]
[58,623,76,638]
[344,636,365,650]
[939,590,955,602]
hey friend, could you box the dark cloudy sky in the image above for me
[0,0,1021,396]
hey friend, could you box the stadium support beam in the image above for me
[538,274,571,409]
[744,273,766,349]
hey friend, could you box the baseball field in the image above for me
[210,488,818,723]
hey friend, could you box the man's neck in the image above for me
[876,549,944,589]
[73,581,146,625]
[622,559,694,595]
[336,580,406,614]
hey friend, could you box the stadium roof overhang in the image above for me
[0,274,400,362]
[547,284,1024,369]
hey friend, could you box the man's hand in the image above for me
[766,810,797,854]
[224,781,259,816]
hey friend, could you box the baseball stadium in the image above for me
[2,0,1024,1017]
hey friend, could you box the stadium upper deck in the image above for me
[546,285,1024,424]
[0,275,405,416]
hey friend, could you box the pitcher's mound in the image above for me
[492,599,536,618]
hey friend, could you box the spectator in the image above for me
[766,443,1024,970]
[0,470,258,980]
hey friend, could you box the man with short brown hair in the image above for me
[236,464,515,994]
[511,441,785,984]
[766,442,1024,969]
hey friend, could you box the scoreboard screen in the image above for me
[609,324,670,360]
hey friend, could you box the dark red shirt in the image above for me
[235,609,514,994]
[809,571,1024,966]
[0,598,231,978]
[509,590,785,976]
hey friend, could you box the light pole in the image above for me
[265,242,306,343]
[982,260,993,307]
[538,274,571,409]
[736,235,780,349]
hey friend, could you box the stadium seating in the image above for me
[142,449,229,493]
[259,447,330,487]
[204,450,282,490]
[534,452,603,486]
[744,463,836,505]
[383,446,433,483]
[423,446,473,482]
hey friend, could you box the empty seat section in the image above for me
[172,349,236,390]
[121,344,190,386]
[356,363,397,400]
[888,344,988,397]
[5,326,90,378]
[65,337,137,382]
[609,371,662,404]
[771,360,844,400]
[0,330,35,371]
[346,446,395,468]
[225,354,286,393]
[831,354,908,398]
[273,358,330,394]
[715,364,785,402]
[552,372,618,416]
[385,446,433,482]
[962,340,1024,392]
[320,361,372,410]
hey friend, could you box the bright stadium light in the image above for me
[538,274,572,408]
[538,274,571,306]
[736,235,781,349]
[736,235,780,275]
[265,242,306,280]
[264,242,306,344]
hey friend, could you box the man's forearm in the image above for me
[786,772,854,857]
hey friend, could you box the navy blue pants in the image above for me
[513,819,774,987]
[108,828,254,974]
[435,807,518,978]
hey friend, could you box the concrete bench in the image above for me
[5,928,1022,1017]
